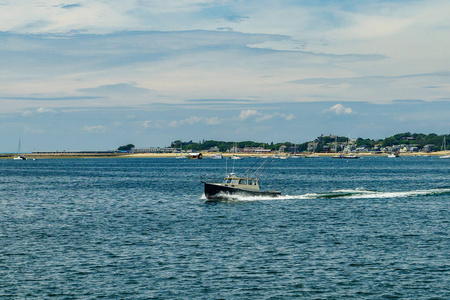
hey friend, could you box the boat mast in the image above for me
[17,139,21,154]
[335,135,338,154]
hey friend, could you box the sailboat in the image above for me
[13,139,27,160]
[332,135,342,158]
[335,135,359,159]
[440,136,450,159]
[230,142,243,159]
[305,142,319,158]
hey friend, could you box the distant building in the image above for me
[229,146,240,153]
[287,146,299,153]
[321,145,331,153]
[422,144,435,152]
[356,146,368,152]
[307,142,318,152]
[131,147,177,153]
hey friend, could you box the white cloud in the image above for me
[142,120,161,128]
[329,104,353,115]
[278,113,295,121]
[83,125,106,133]
[205,117,221,125]
[237,109,262,121]
[22,107,57,116]
[1,0,450,151]
[237,110,295,122]
[37,107,56,113]
[169,116,223,127]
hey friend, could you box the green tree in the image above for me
[118,144,135,151]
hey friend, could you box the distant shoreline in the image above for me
[0,151,447,159]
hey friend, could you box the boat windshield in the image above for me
[248,180,257,185]
[231,179,239,185]
[239,179,248,185]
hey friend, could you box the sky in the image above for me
[1,0,449,152]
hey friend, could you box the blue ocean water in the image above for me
[1,157,449,299]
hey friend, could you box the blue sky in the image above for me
[1,0,449,152]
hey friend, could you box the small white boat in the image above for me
[209,153,223,159]
[231,155,243,160]
[387,153,400,158]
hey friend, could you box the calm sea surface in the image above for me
[1,157,449,299]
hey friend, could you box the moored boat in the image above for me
[13,139,27,160]
[209,153,223,159]
[439,136,450,159]
[13,155,27,160]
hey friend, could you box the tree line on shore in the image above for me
[167,132,449,152]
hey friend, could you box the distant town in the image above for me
[5,132,447,158]
[120,132,449,154]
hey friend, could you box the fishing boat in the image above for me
[201,159,281,200]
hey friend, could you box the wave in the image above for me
[202,188,450,202]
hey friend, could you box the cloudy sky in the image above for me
[1,0,449,152]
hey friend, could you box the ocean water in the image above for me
[1,157,449,299]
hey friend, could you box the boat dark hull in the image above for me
[333,155,359,159]
[203,182,281,200]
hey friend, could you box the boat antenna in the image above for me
[232,155,235,174]
[242,159,262,178]
[225,157,228,176]
[250,157,275,179]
